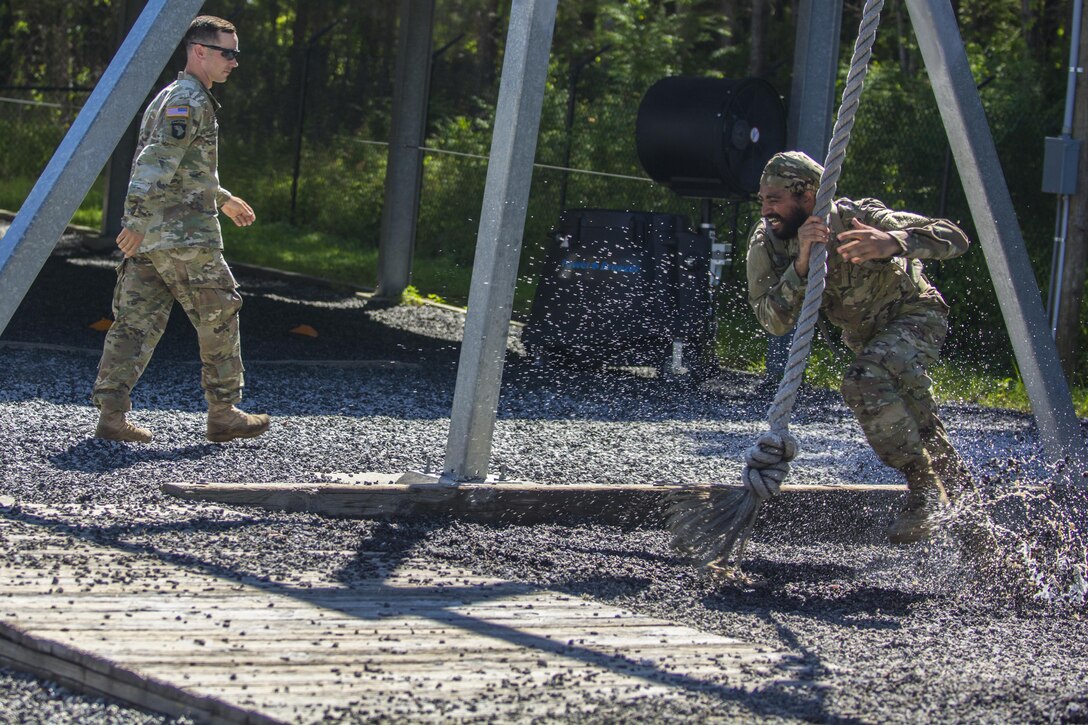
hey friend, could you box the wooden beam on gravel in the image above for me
[162,474,906,543]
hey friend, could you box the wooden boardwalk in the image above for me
[0,503,809,723]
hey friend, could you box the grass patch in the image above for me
[1,174,105,229]
[223,221,378,287]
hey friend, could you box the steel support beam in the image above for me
[100,0,149,241]
[905,0,1085,464]
[443,0,558,482]
[0,0,205,336]
[767,0,843,379]
[787,0,843,157]
[374,0,436,301]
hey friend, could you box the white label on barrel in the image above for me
[750,127,761,143]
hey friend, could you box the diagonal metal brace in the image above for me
[0,0,206,336]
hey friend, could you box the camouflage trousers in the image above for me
[92,247,245,411]
[839,306,958,474]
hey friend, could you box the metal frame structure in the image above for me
[375,0,437,301]
[905,0,1083,462]
[0,0,1082,479]
[767,0,844,379]
[0,0,204,334]
[442,0,559,481]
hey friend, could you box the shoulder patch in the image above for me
[166,106,190,118]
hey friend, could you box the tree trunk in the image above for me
[719,0,740,51]
[748,0,769,77]
[1021,0,1036,56]
[284,2,313,136]
[474,0,502,99]
[1056,1,1088,381]
[0,0,15,86]
[894,0,914,77]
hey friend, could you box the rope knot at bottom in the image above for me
[742,430,800,500]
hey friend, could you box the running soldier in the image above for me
[93,15,270,443]
[746,151,972,543]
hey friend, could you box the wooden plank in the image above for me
[160,479,906,540]
[0,505,806,722]
[0,630,280,724]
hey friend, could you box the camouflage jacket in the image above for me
[745,197,970,351]
[122,72,232,252]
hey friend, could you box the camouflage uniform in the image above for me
[746,154,970,478]
[93,72,245,412]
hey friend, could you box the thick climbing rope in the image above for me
[746,0,885,484]
[666,0,886,571]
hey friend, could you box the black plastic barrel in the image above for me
[635,77,787,198]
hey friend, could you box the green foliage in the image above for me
[0,103,74,180]
[0,173,104,228]
[400,285,448,307]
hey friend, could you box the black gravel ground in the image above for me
[1,227,1087,723]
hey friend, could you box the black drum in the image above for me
[636,76,787,198]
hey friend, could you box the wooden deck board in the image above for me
[0,505,807,722]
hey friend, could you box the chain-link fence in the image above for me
[0,88,89,195]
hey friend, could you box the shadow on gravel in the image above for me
[705,578,921,625]
[5,507,847,721]
[48,439,221,473]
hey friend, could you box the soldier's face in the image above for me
[759,185,814,239]
[204,31,240,84]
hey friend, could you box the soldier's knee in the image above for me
[193,288,242,324]
[841,359,891,411]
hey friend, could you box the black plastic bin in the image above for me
[523,208,718,380]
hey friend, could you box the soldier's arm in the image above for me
[122,96,204,235]
[854,197,970,261]
[746,223,806,336]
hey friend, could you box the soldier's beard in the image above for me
[765,204,809,239]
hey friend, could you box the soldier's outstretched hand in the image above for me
[836,218,901,264]
[222,196,256,227]
[116,227,145,258]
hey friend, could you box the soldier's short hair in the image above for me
[184,16,236,47]
[760,151,824,196]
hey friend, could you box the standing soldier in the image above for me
[746,151,972,543]
[92,15,270,444]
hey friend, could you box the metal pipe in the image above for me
[374,0,435,301]
[1048,0,1083,336]
[1063,0,1084,137]
[0,0,205,337]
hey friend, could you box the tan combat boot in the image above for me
[95,409,152,443]
[206,402,270,443]
[923,429,976,504]
[931,453,974,504]
[887,459,950,545]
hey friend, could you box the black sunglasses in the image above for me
[193,42,241,61]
